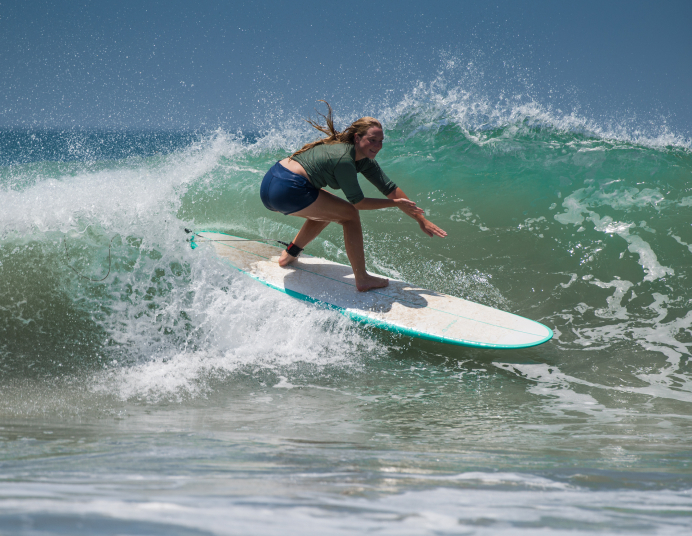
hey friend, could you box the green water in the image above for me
[1,119,692,533]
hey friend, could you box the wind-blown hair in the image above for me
[290,101,382,160]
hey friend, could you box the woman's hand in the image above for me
[386,187,447,238]
[395,199,448,237]
[419,219,447,238]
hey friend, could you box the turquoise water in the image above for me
[1,91,692,534]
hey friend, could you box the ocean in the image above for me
[1,87,692,534]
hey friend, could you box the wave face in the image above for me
[2,83,692,535]
[1,90,691,407]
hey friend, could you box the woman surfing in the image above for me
[260,102,447,292]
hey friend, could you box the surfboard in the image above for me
[190,231,553,349]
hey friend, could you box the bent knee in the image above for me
[336,204,360,224]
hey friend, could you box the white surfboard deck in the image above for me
[191,231,552,349]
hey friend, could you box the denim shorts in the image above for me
[260,161,320,215]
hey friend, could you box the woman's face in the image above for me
[354,126,384,160]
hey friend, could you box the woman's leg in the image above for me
[279,190,388,292]
[278,219,330,267]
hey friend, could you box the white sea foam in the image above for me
[669,233,692,254]
[2,484,691,535]
[509,284,692,404]
[90,255,377,402]
[589,278,634,320]
[495,359,692,407]
[554,187,674,282]
[0,132,239,238]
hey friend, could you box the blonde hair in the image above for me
[290,101,382,160]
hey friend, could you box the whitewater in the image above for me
[1,82,692,534]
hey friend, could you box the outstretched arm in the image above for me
[385,187,447,238]
[353,196,422,213]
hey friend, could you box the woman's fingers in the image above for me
[430,223,447,237]
[392,200,444,235]
[420,220,447,238]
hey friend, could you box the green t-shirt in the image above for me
[292,143,397,204]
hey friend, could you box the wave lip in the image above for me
[380,73,691,151]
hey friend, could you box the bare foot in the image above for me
[355,274,389,292]
[278,250,298,267]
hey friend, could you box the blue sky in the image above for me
[2,0,690,137]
